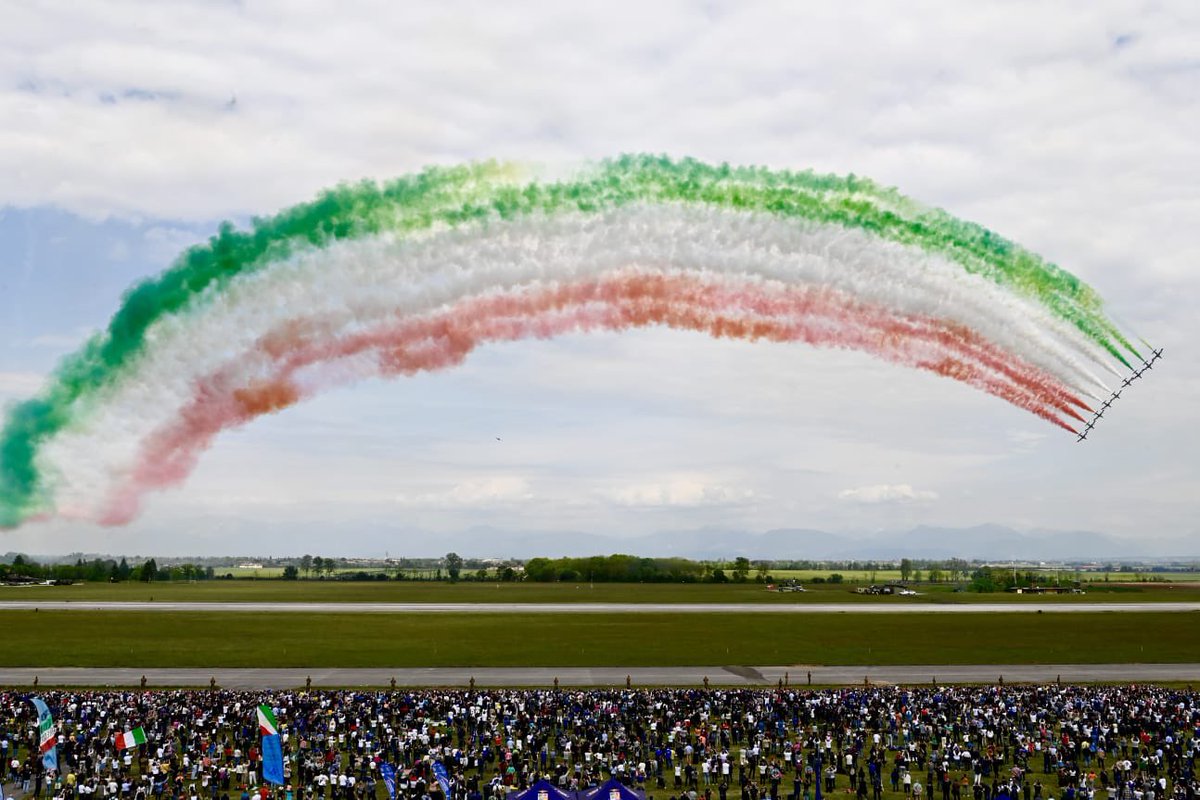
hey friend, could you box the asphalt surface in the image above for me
[2,601,1199,614]
[3,664,1199,689]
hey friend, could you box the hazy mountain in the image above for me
[451,525,1196,561]
[22,515,1197,561]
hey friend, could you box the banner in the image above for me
[432,761,452,799]
[380,763,397,800]
[259,703,284,786]
[262,733,285,785]
[31,698,58,772]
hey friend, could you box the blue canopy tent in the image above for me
[508,779,578,800]
[580,778,647,800]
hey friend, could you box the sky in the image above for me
[1,0,1198,558]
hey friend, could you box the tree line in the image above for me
[526,555,725,583]
[0,554,215,583]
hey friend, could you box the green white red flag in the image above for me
[114,727,147,750]
[257,704,279,736]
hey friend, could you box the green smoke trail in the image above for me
[0,155,1139,526]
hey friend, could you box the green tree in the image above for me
[282,565,299,580]
[445,552,463,582]
[969,567,999,593]
[900,558,913,582]
[139,558,158,583]
[732,557,751,582]
[300,555,313,578]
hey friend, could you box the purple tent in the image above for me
[508,779,578,800]
[580,778,647,800]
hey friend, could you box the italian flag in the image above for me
[38,715,56,754]
[114,727,147,750]
[257,705,279,736]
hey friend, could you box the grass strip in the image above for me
[4,581,1199,603]
[4,610,1196,668]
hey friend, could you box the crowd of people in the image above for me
[1,686,1196,800]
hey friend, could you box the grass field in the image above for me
[3,609,1195,667]
[4,579,1200,603]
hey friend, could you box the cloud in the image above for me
[0,0,1195,254]
[838,484,938,504]
[28,330,89,350]
[605,478,759,508]
[0,371,44,400]
[1,1,1198,551]
[395,476,534,509]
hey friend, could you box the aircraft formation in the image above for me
[1076,348,1162,442]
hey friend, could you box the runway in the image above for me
[2,601,1199,614]
[3,663,1198,689]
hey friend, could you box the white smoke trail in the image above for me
[39,205,1116,519]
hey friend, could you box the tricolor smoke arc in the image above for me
[0,155,1148,528]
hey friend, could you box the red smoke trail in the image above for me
[100,272,1081,524]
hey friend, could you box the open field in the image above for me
[4,609,1196,667]
[5,579,1200,603]
[7,600,1200,614]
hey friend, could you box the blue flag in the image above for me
[262,733,285,785]
[381,764,397,800]
[432,761,452,799]
[814,755,823,800]
[31,698,58,772]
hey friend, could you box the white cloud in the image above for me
[28,330,90,350]
[395,476,534,509]
[0,371,44,400]
[1,0,1199,550]
[604,478,759,508]
[838,484,938,504]
[0,0,1195,244]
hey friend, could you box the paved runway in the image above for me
[2,601,1199,614]
[3,663,1198,689]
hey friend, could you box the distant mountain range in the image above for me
[439,524,1197,561]
[23,518,1197,562]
